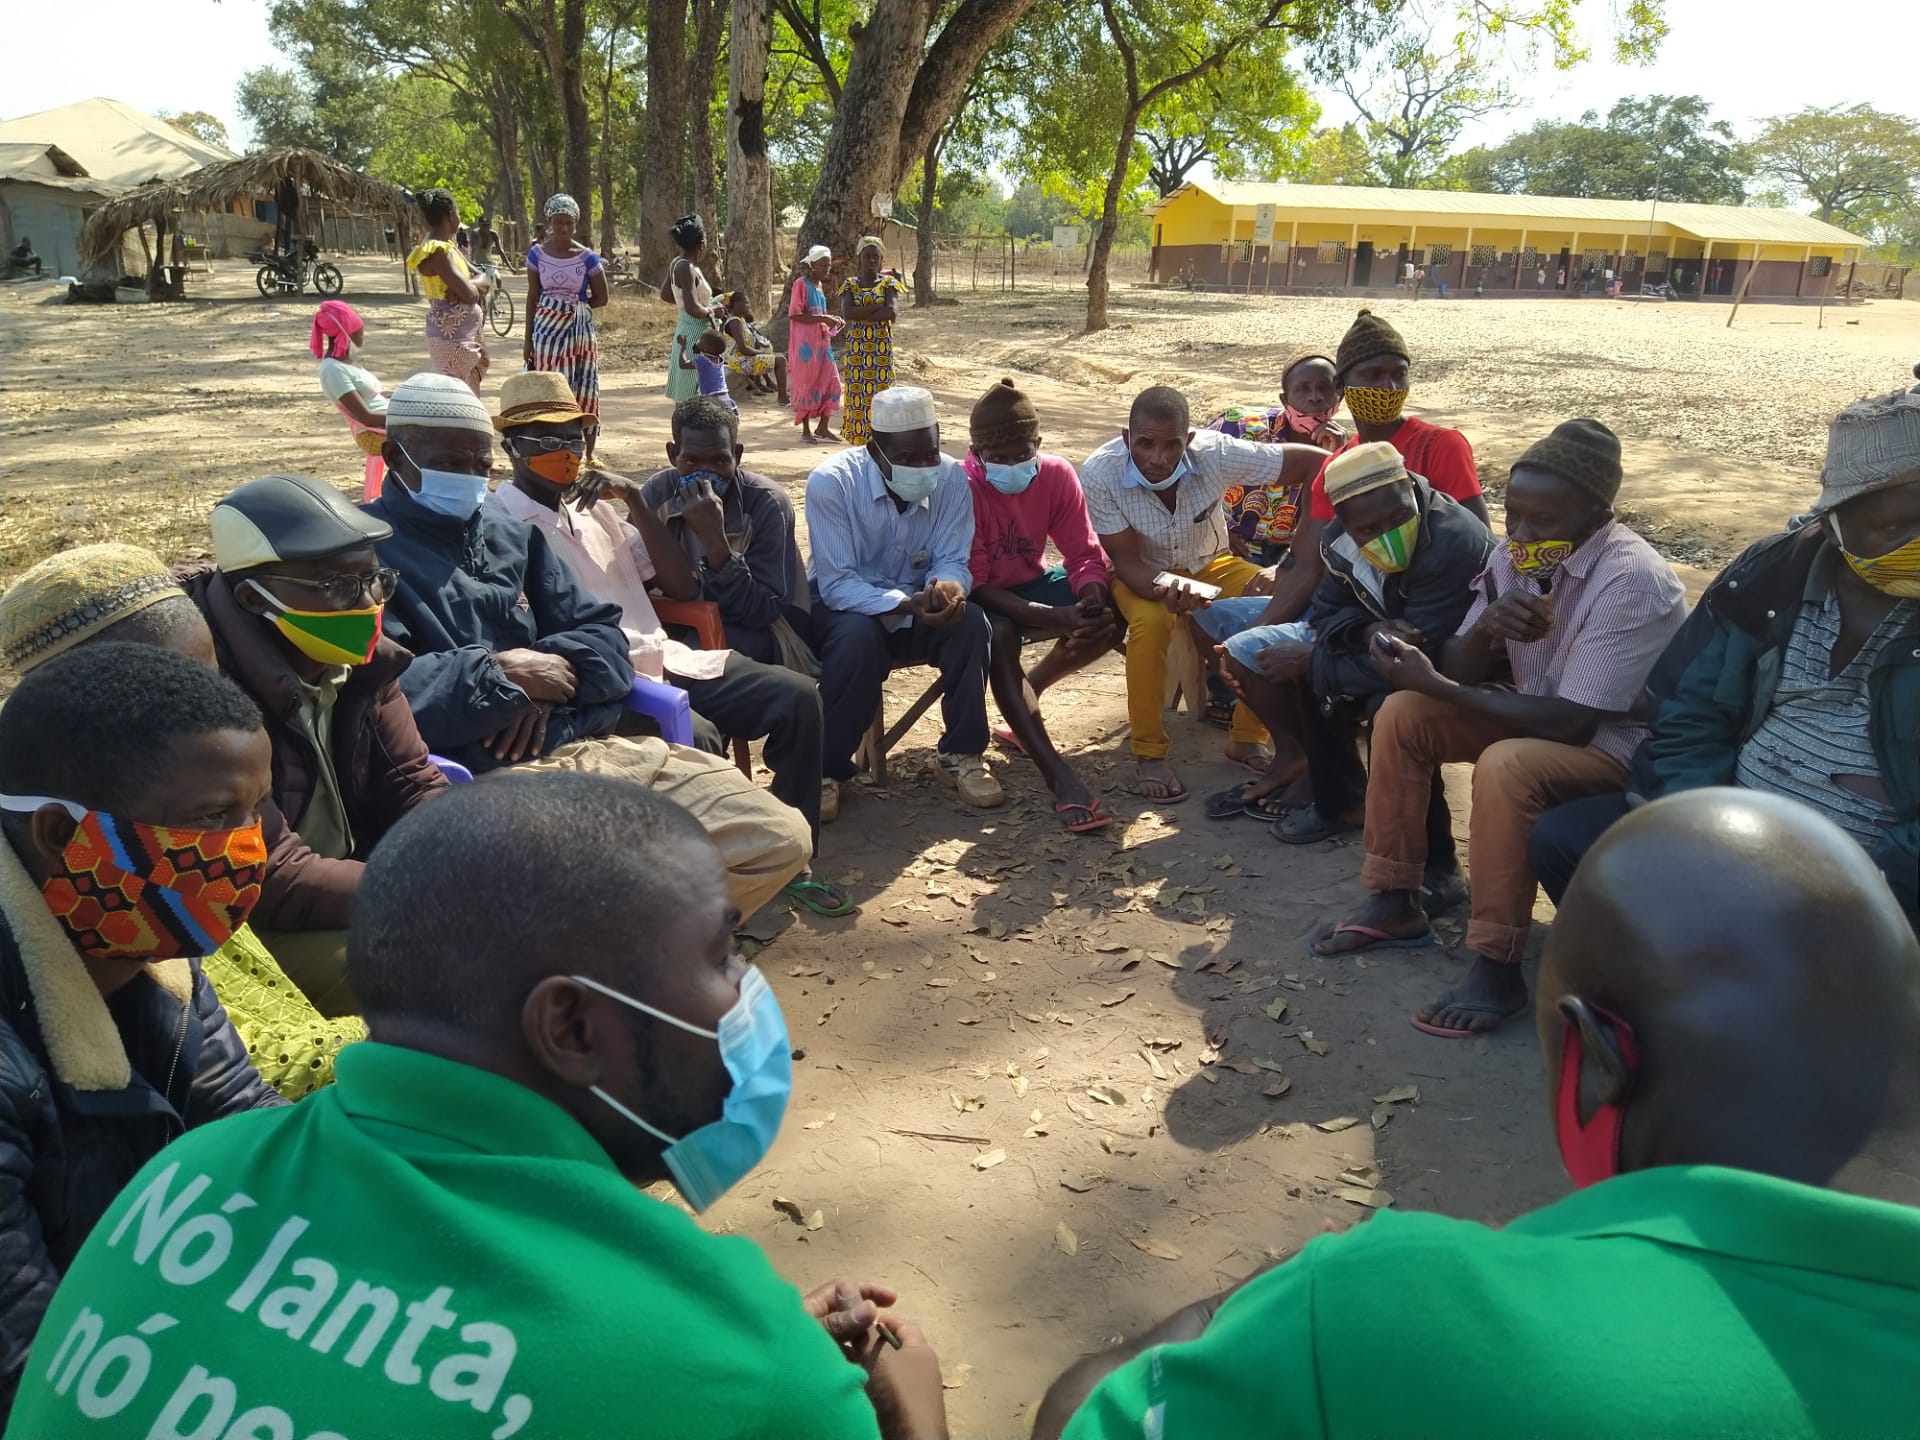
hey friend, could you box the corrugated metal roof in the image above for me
[1155,180,1869,247]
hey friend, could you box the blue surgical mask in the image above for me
[1126,454,1190,492]
[399,444,490,519]
[885,460,944,505]
[576,966,792,1213]
[982,455,1041,495]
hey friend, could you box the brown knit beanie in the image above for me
[1513,418,1624,505]
[970,377,1041,448]
[1334,309,1409,380]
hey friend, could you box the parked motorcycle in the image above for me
[256,239,344,298]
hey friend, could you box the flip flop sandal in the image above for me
[1307,921,1436,958]
[992,725,1030,757]
[1409,1000,1529,1039]
[1128,778,1191,805]
[1226,749,1274,777]
[782,877,857,918]
[1057,798,1114,833]
[1242,791,1302,821]
[1270,804,1359,846]
[1204,784,1258,819]
[1423,874,1470,916]
[1203,702,1234,730]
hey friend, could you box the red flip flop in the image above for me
[992,725,1030,757]
[1409,1001,1529,1039]
[1057,798,1113,833]
[1308,921,1436,958]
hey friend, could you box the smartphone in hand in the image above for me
[1152,571,1224,601]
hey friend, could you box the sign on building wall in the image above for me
[1253,204,1276,244]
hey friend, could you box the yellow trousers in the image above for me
[1113,554,1269,760]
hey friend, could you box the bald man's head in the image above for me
[1538,789,1920,1188]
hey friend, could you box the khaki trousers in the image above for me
[1359,691,1627,964]
[486,736,812,919]
[1112,553,1269,759]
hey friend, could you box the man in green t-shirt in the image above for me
[6,774,948,1440]
[1035,787,1920,1440]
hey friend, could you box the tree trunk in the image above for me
[639,0,691,283]
[914,129,940,305]
[599,76,618,254]
[561,0,593,232]
[529,142,551,215]
[725,0,776,314]
[1086,103,1142,334]
[796,3,935,262]
[688,0,725,242]
[490,86,528,251]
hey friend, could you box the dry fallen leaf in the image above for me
[1336,1186,1395,1209]
[1339,1163,1382,1189]
[926,977,954,988]
[1370,1104,1394,1131]
[789,965,822,978]
[1300,1036,1331,1057]
[1098,1133,1136,1157]
[1372,1084,1421,1105]
[802,1112,837,1130]
[1141,1049,1169,1080]
[1054,1220,1079,1257]
[772,1197,806,1224]
[951,1093,986,1113]
[1316,1116,1362,1133]
[1012,1075,1031,1099]
[1059,1173,1096,1193]
[942,1363,973,1391]
[1149,951,1179,969]
[803,1209,825,1232]
[1100,989,1136,1008]
[1128,1235,1184,1261]
[1271,1122,1312,1139]
[972,1148,1007,1171]
[1087,1084,1129,1107]
[1263,997,1289,1022]
[1262,1077,1293,1098]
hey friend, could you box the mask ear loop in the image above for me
[0,795,87,821]
[1555,1001,1641,1187]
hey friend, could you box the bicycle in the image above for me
[481,264,517,338]
[254,241,343,298]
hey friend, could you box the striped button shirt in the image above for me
[1081,431,1292,574]
[1734,578,1914,844]
[1458,520,1688,765]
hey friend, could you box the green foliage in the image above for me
[158,111,231,150]
[236,33,391,165]
[1748,104,1920,231]
[1340,28,1520,188]
[1455,94,1746,203]
[368,76,492,216]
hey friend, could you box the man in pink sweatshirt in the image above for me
[964,378,1118,833]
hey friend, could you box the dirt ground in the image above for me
[3,263,1918,1433]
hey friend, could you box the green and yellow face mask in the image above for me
[1360,514,1420,573]
[245,581,384,666]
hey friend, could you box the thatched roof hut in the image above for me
[80,147,412,270]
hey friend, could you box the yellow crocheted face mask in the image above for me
[1831,515,1920,598]
[1345,386,1409,426]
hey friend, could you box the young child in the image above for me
[675,329,738,412]
[719,289,787,402]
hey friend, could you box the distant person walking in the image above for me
[788,244,843,444]
[525,192,609,459]
[664,213,717,403]
[836,236,907,445]
[405,188,490,393]
[310,299,389,498]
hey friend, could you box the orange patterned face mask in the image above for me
[0,796,266,960]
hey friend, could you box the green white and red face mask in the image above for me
[244,581,383,667]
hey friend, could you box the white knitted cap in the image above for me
[385,372,495,437]
[871,386,938,434]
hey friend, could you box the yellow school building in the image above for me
[1148,180,1870,301]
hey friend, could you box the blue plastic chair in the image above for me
[428,675,694,784]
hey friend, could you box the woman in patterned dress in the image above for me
[665,214,719,404]
[404,188,490,393]
[787,245,843,443]
[524,193,609,459]
[835,236,906,445]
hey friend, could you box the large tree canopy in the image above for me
[1748,104,1920,230]
[1455,93,1745,204]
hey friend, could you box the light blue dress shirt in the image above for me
[805,446,975,629]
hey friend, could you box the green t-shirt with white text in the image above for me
[5,1042,879,1440]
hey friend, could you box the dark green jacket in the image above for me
[1633,525,1919,917]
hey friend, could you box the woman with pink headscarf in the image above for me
[311,299,388,499]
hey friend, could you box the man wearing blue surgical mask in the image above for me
[805,384,1000,817]
[9,775,952,1440]
[367,372,816,923]
[1080,386,1327,804]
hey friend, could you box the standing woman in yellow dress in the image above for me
[405,188,490,393]
[835,236,906,445]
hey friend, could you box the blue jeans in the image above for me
[1221,619,1315,670]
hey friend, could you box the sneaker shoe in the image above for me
[933,753,1005,808]
[820,778,843,824]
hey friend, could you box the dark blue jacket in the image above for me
[363,480,634,773]
[1634,524,1918,919]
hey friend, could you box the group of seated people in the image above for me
[0,308,1913,1433]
